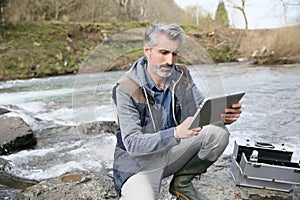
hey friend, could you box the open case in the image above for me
[231,140,300,192]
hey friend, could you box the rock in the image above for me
[14,155,299,200]
[16,171,118,200]
[0,116,37,155]
[0,169,38,190]
[0,107,10,115]
[2,119,297,199]
[189,155,298,200]
[76,121,118,135]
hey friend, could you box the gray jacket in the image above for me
[112,56,205,194]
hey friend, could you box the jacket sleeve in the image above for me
[115,86,179,157]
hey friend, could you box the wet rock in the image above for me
[0,169,38,190]
[0,116,37,155]
[13,155,299,200]
[0,158,11,171]
[0,107,10,115]
[76,121,118,135]
[16,171,118,200]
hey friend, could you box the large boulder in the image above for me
[0,115,37,155]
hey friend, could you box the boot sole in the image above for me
[169,188,189,200]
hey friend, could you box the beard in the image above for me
[148,63,174,78]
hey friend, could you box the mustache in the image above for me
[159,64,174,68]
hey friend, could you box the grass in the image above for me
[0,21,299,81]
[239,26,300,64]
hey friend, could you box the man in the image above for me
[112,22,242,200]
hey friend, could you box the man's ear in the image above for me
[144,46,151,57]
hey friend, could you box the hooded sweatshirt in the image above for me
[112,56,205,194]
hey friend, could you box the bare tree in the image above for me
[3,0,182,23]
[226,0,248,30]
[278,0,300,25]
[113,0,129,21]
[0,0,7,23]
[53,0,77,20]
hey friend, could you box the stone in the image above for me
[0,116,37,155]
[15,172,118,200]
[14,155,299,200]
[0,107,10,115]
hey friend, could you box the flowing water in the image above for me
[0,63,300,196]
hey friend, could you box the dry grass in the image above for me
[239,26,300,64]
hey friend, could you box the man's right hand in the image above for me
[175,117,202,139]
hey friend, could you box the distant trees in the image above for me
[278,0,300,25]
[1,0,185,23]
[0,0,7,23]
[215,0,229,27]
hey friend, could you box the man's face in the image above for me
[144,34,180,78]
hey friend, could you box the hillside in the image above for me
[0,21,299,81]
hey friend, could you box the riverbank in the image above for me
[1,64,300,199]
[0,21,299,81]
[1,113,299,200]
[15,155,300,200]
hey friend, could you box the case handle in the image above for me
[255,141,275,149]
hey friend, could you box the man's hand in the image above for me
[222,103,242,124]
[175,117,202,139]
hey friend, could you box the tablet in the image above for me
[188,91,245,129]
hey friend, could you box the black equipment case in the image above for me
[231,140,300,192]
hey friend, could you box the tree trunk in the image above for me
[114,0,129,21]
[0,5,4,23]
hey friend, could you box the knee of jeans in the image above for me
[200,124,230,160]
[211,124,229,148]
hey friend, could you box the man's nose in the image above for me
[166,53,176,65]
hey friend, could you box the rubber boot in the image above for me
[169,154,214,200]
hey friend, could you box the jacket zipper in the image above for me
[172,69,183,126]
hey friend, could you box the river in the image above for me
[0,63,300,197]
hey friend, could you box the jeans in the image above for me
[119,123,230,200]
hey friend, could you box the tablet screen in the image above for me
[188,91,245,129]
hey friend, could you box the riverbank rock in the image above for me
[77,121,118,135]
[16,171,117,200]
[0,107,10,115]
[0,115,37,155]
[15,155,299,200]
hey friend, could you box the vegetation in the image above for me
[1,0,186,23]
[0,0,299,81]
[215,1,229,27]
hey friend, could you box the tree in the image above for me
[226,0,248,30]
[278,0,300,25]
[2,0,183,23]
[0,0,7,23]
[113,0,129,21]
[215,0,229,27]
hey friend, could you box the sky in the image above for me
[174,0,300,29]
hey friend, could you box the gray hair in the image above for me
[143,22,186,47]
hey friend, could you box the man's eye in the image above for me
[160,51,170,55]
[159,50,179,56]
